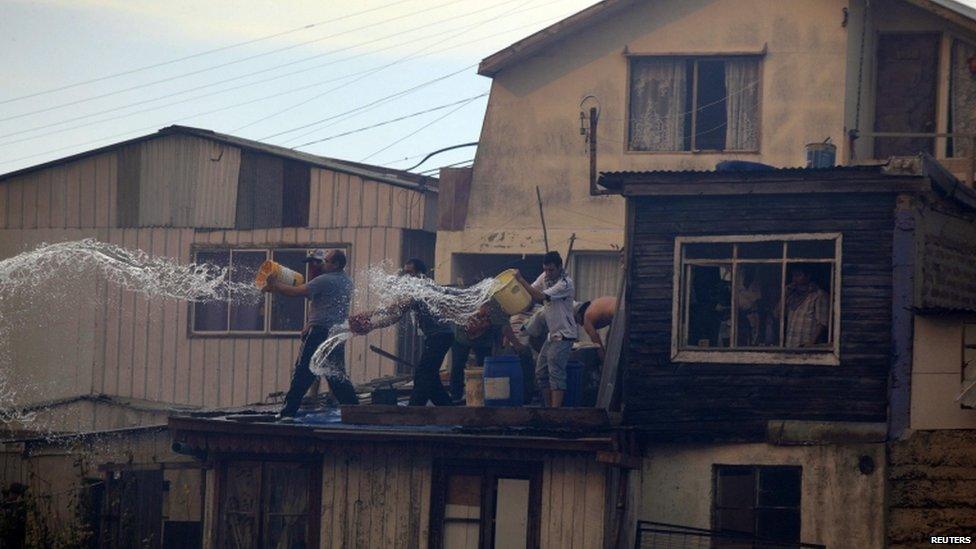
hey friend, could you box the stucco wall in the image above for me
[911,316,976,430]
[637,442,886,548]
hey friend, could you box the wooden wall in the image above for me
[0,133,437,414]
[624,193,896,440]
[316,443,606,549]
[915,199,976,312]
[888,430,976,547]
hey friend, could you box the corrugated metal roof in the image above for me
[0,125,437,192]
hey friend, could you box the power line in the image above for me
[289,94,487,148]
[0,0,557,147]
[0,0,465,123]
[0,0,415,106]
[359,96,484,161]
[419,159,474,174]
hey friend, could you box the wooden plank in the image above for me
[0,184,7,228]
[344,448,361,549]
[336,173,350,227]
[381,445,397,549]
[320,452,337,548]
[131,229,153,399]
[582,460,605,549]
[356,446,374,548]
[246,339,263,405]
[20,175,37,229]
[35,170,52,228]
[551,456,566,549]
[146,228,167,402]
[348,175,363,227]
[416,451,431,549]
[91,228,110,395]
[263,339,279,403]
[79,157,97,227]
[219,338,236,407]
[159,229,178,403]
[101,228,122,395]
[308,169,322,229]
[362,180,379,228]
[6,181,23,228]
[65,162,81,228]
[174,229,192,404]
[94,153,113,228]
[202,340,220,407]
[394,444,412,548]
[116,228,139,397]
[189,339,205,406]
[340,405,610,428]
[570,457,586,549]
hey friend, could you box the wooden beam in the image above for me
[596,451,642,469]
[339,405,611,428]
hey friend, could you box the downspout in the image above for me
[588,107,613,196]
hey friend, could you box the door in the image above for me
[873,33,941,157]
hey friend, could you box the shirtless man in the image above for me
[576,296,617,361]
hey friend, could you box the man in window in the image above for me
[266,249,359,418]
[516,251,577,408]
[349,259,455,406]
[783,265,829,348]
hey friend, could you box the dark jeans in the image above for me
[450,341,490,401]
[410,332,454,406]
[282,324,359,416]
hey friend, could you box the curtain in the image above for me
[572,253,622,303]
[724,58,761,150]
[629,58,687,151]
[952,40,976,158]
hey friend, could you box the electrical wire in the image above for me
[358,96,484,161]
[418,158,474,174]
[0,0,415,105]
[0,0,465,122]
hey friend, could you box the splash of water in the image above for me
[309,263,497,379]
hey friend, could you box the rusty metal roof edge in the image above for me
[0,125,437,193]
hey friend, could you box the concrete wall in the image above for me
[911,316,976,430]
[638,442,886,548]
[438,0,852,282]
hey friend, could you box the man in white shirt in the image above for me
[516,251,577,407]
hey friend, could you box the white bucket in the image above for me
[255,260,305,289]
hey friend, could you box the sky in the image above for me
[0,0,595,175]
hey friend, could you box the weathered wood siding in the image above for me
[888,430,976,547]
[625,193,896,440]
[915,200,976,312]
[317,444,606,549]
[308,167,431,231]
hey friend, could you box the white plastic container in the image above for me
[254,260,305,289]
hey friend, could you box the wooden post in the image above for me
[536,186,549,252]
[589,107,599,194]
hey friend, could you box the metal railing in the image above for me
[635,521,826,549]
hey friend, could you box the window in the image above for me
[949,39,976,159]
[192,248,321,335]
[572,252,622,303]
[430,461,542,549]
[962,324,976,408]
[216,461,319,549]
[101,469,164,548]
[712,465,802,547]
[235,152,310,229]
[673,235,841,364]
[629,56,760,152]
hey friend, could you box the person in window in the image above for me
[515,251,577,408]
[265,249,359,418]
[349,259,455,406]
[783,265,830,348]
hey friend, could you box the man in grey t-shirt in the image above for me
[266,249,359,418]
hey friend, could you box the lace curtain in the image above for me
[952,40,976,158]
[724,58,761,150]
[629,58,687,151]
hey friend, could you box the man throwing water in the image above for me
[265,249,359,419]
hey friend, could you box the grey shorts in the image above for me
[536,338,573,391]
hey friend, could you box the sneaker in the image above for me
[275,411,297,422]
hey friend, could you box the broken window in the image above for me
[676,236,839,355]
[713,465,802,547]
[192,247,345,335]
[430,461,541,549]
[217,461,317,549]
[628,56,760,152]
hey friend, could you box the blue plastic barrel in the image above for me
[483,355,524,407]
[563,360,584,407]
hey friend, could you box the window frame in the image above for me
[428,460,543,549]
[214,458,321,549]
[625,52,764,154]
[711,464,802,545]
[962,323,976,409]
[188,243,351,338]
[670,233,842,365]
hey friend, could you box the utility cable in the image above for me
[0,0,414,105]
[0,0,464,122]
[358,96,484,161]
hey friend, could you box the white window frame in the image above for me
[671,233,842,365]
[190,246,318,337]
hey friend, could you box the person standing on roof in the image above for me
[515,251,577,407]
[575,296,617,361]
[349,259,455,406]
[265,249,359,419]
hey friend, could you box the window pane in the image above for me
[695,59,727,151]
[230,251,267,331]
[758,467,801,508]
[494,478,530,549]
[572,253,622,303]
[219,463,260,549]
[686,264,732,348]
[784,263,832,348]
[271,250,308,332]
[264,464,309,514]
[629,58,690,151]
[787,239,835,259]
[265,516,308,549]
[193,251,229,332]
[715,508,755,535]
[734,264,782,347]
[756,509,800,542]
[445,473,482,549]
[685,242,733,259]
[737,241,783,259]
[723,58,761,150]
[716,467,755,508]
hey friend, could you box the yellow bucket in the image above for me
[491,268,532,315]
[255,260,305,289]
[464,367,484,407]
